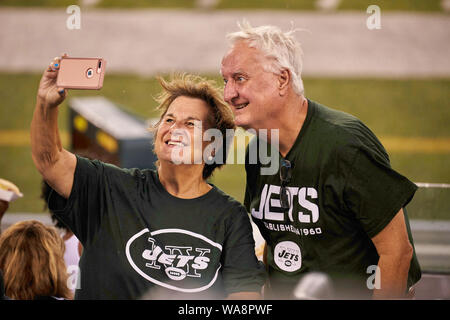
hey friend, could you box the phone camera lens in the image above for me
[86,68,94,79]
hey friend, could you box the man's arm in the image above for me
[371,208,413,299]
[31,56,76,199]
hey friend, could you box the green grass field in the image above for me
[0,73,449,220]
[0,0,445,11]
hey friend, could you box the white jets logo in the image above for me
[141,238,211,281]
[273,241,302,272]
[126,228,222,293]
[251,184,320,223]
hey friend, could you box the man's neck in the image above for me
[264,95,308,157]
[157,162,211,199]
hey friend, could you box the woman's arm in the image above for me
[221,206,267,299]
[31,56,76,199]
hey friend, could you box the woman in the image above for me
[0,220,72,300]
[30,56,266,299]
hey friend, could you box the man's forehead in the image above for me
[221,42,265,72]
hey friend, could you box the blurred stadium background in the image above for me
[0,0,449,298]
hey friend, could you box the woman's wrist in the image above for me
[36,93,62,110]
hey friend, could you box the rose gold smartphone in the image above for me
[56,57,106,90]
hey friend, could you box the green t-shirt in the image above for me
[244,100,421,299]
[49,156,266,299]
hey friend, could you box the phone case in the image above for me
[56,57,106,90]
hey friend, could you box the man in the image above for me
[221,22,421,299]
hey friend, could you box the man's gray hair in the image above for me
[226,21,305,95]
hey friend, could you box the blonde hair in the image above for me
[226,21,305,95]
[151,74,235,179]
[0,220,72,300]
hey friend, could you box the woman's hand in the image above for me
[31,54,77,200]
[37,54,68,108]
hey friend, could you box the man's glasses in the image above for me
[280,159,292,211]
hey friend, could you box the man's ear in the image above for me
[278,69,291,96]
